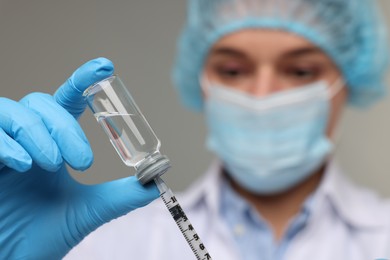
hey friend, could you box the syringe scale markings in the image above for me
[154,177,213,260]
[169,205,186,221]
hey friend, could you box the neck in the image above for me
[225,166,325,242]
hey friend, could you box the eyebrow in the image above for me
[209,46,324,59]
[209,47,246,58]
[284,47,323,58]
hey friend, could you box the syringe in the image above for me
[83,75,213,259]
[154,177,212,260]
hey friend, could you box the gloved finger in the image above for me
[0,97,62,172]
[20,93,93,171]
[0,128,32,172]
[54,57,114,119]
[88,176,160,225]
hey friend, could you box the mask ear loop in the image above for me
[328,77,346,153]
[199,73,212,98]
[328,77,345,99]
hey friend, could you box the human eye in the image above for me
[210,60,253,83]
[204,56,254,87]
[280,63,324,85]
[286,66,319,79]
[216,66,247,78]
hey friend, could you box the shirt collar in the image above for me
[182,159,386,230]
[183,160,315,226]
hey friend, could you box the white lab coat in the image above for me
[66,161,390,259]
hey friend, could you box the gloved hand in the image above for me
[0,58,159,259]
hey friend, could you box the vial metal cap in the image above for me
[135,154,171,184]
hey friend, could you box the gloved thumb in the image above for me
[85,176,160,228]
[54,58,114,119]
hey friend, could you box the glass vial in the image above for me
[83,75,170,184]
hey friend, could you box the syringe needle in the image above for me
[154,177,212,260]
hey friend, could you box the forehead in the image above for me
[209,29,328,60]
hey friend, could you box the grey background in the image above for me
[1,0,390,196]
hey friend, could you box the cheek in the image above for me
[326,87,347,137]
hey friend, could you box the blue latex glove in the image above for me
[0,58,159,259]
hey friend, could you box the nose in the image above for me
[248,66,280,97]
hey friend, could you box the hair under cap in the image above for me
[172,0,389,111]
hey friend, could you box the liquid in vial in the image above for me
[94,111,160,167]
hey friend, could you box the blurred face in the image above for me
[203,29,347,137]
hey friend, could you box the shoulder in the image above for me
[338,181,390,253]
[323,162,390,230]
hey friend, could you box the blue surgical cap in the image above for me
[172,0,390,111]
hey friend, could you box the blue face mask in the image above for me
[204,81,338,194]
